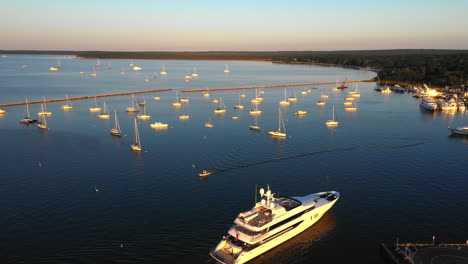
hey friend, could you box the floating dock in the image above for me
[182,79,373,92]
[0,89,172,107]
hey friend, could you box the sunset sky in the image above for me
[2,0,467,51]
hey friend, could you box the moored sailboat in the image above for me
[160,64,167,75]
[325,106,339,126]
[268,108,286,138]
[20,98,38,124]
[126,94,139,112]
[137,103,151,120]
[61,95,73,110]
[110,109,122,136]
[279,88,290,106]
[90,97,102,112]
[172,92,182,107]
[131,119,142,151]
[214,97,227,114]
[98,102,110,119]
[205,117,214,128]
[38,98,52,116]
[37,114,48,130]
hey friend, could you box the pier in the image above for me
[182,79,373,92]
[0,88,172,107]
[380,240,468,264]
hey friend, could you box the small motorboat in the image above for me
[199,170,213,177]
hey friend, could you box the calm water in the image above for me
[0,55,467,263]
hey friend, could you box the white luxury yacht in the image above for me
[419,97,438,111]
[210,186,340,264]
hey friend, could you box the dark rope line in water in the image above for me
[207,140,428,176]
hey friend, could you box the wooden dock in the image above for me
[182,79,374,92]
[0,89,172,107]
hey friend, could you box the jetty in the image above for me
[182,80,373,92]
[0,89,172,107]
[380,240,468,264]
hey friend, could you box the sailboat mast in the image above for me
[43,97,47,111]
[26,98,30,117]
[134,119,141,147]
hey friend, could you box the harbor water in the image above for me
[0,55,467,263]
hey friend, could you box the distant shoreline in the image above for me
[3,49,467,87]
[75,56,272,62]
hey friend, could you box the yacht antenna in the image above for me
[255,184,257,204]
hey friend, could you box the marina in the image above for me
[0,55,466,264]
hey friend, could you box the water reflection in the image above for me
[448,134,468,144]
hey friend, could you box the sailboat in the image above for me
[268,108,286,138]
[288,88,298,102]
[0,109,5,114]
[279,88,290,106]
[251,89,261,104]
[316,94,326,106]
[345,102,358,112]
[90,97,102,112]
[126,94,139,112]
[172,92,182,107]
[108,63,112,69]
[129,60,134,67]
[119,67,125,75]
[249,116,261,131]
[326,106,339,126]
[133,65,142,71]
[138,96,146,106]
[89,66,97,77]
[180,95,190,103]
[56,57,62,68]
[351,83,361,98]
[249,101,262,115]
[98,102,110,119]
[234,94,244,109]
[224,64,230,73]
[131,119,142,151]
[95,58,102,67]
[321,92,329,99]
[110,109,122,136]
[61,94,73,110]
[38,98,52,116]
[37,114,48,130]
[20,98,37,124]
[214,97,227,114]
[203,88,210,97]
[137,102,151,119]
[205,117,214,128]
[192,67,199,77]
[160,64,167,75]
[49,66,58,71]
